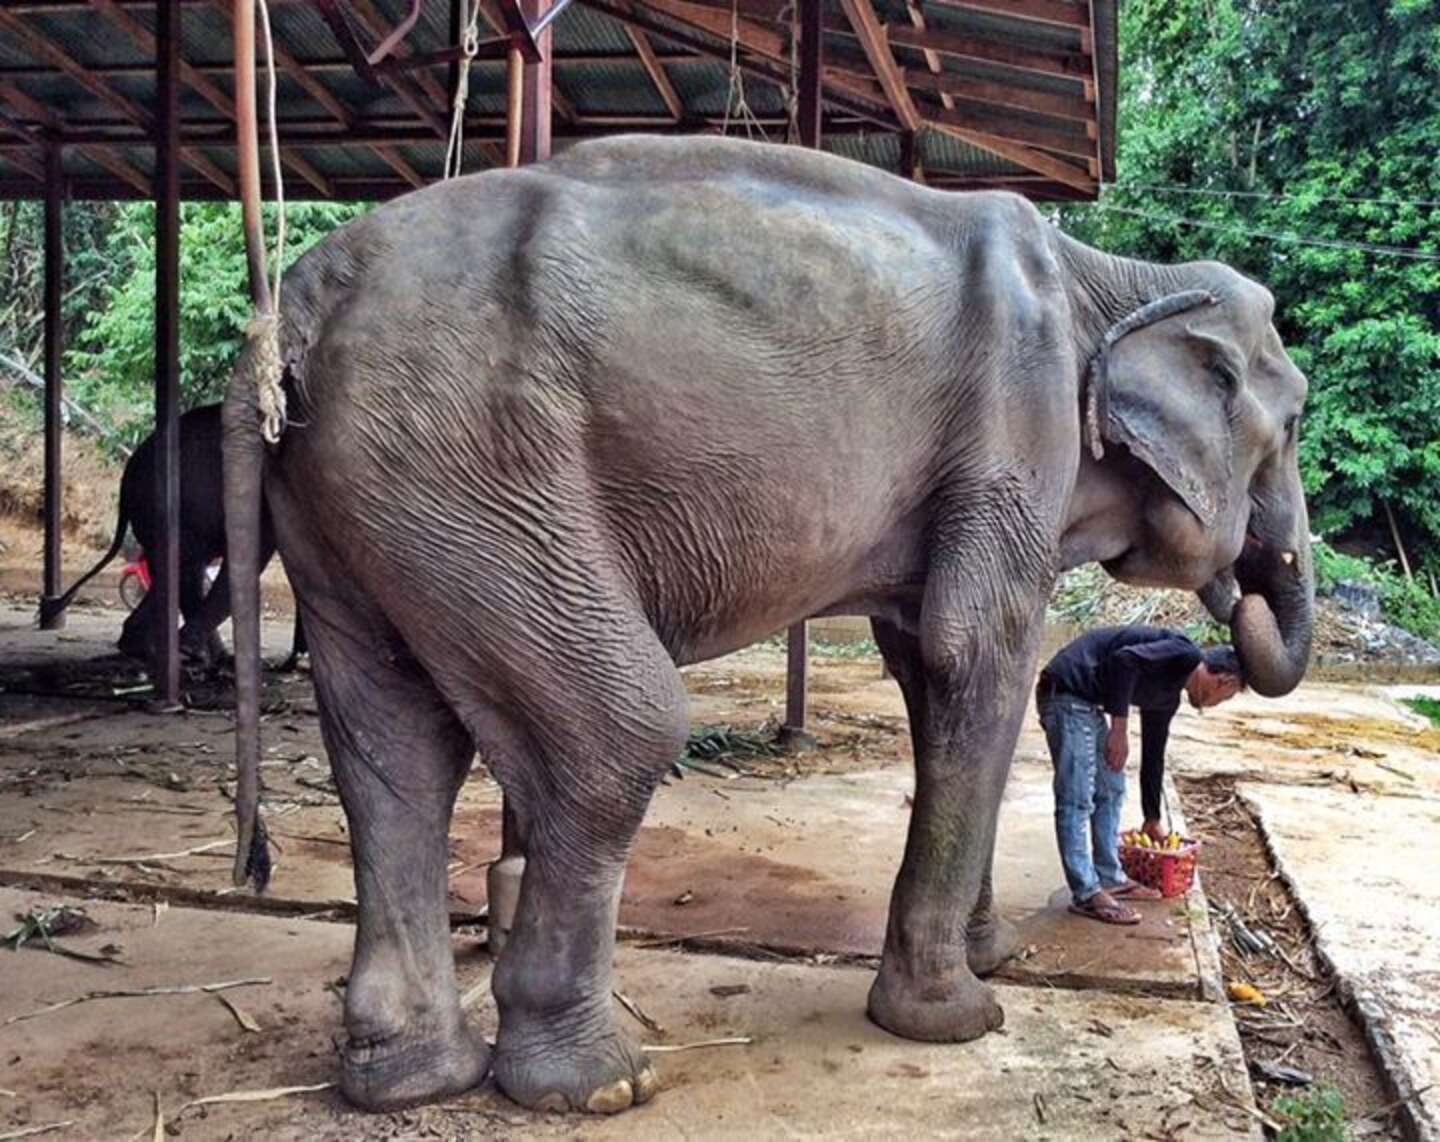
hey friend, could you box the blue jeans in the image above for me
[1038,693,1128,905]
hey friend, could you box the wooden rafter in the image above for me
[625,25,684,122]
[836,0,921,131]
[88,0,332,196]
[884,24,1089,78]
[931,104,1093,160]
[202,0,422,190]
[927,0,1087,29]
[903,0,953,118]
[348,0,506,166]
[903,69,1092,122]
[0,7,233,193]
[0,79,150,194]
[932,121,1093,191]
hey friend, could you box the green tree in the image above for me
[65,201,363,448]
[1060,0,1440,581]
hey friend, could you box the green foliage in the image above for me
[1057,0,1440,583]
[1403,695,1440,726]
[65,202,364,451]
[1273,1085,1348,1142]
[1313,538,1440,642]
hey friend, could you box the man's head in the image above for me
[1186,645,1246,709]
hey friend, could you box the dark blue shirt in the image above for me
[1040,625,1201,822]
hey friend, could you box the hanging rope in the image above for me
[783,0,800,145]
[720,0,767,140]
[251,0,287,442]
[444,0,482,178]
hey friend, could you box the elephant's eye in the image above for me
[1284,414,1300,440]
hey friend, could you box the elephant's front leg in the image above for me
[868,571,1049,1042]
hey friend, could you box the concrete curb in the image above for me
[1162,773,1228,1006]
[1238,783,1436,1142]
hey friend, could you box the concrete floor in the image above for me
[0,888,1260,1140]
[0,604,1266,1138]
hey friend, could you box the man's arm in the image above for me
[1139,707,1176,835]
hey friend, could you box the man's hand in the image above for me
[1105,717,1129,772]
[1142,818,1167,844]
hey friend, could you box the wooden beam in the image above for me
[837,0,921,130]
[904,0,954,118]
[519,0,552,163]
[206,0,431,189]
[90,0,332,196]
[903,69,1091,121]
[928,0,1087,29]
[884,24,1089,78]
[0,9,232,193]
[931,120,1094,191]
[625,26,684,121]
[0,79,151,194]
[931,104,1093,159]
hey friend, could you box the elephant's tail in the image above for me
[223,331,273,893]
[38,487,131,627]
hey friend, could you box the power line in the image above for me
[1080,203,1440,263]
[1109,182,1440,210]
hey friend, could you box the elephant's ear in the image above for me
[1085,290,1232,529]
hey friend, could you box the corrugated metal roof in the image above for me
[0,0,1115,201]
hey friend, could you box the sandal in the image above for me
[1068,891,1141,926]
[1108,880,1163,901]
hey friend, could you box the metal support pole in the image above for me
[781,0,824,747]
[505,45,523,167]
[519,0,552,163]
[900,129,920,182]
[797,0,822,150]
[39,141,64,629]
[153,0,181,706]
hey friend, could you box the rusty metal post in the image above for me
[797,0,822,149]
[505,45,523,167]
[900,130,920,182]
[519,0,552,163]
[779,0,824,750]
[39,141,65,629]
[153,0,181,706]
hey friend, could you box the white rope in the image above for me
[720,0,767,141]
[445,0,482,178]
[257,0,284,307]
[253,0,287,442]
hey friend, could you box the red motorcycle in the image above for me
[118,551,220,611]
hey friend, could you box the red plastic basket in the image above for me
[1119,837,1200,899]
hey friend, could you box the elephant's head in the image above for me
[1072,264,1312,697]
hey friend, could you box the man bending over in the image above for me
[1036,626,1245,925]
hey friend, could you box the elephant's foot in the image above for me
[494,1013,658,1114]
[341,1019,490,1112]
[965,914,1020,977]
[866,959,1005,1043]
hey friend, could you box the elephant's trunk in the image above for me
[1199,510,1314,698]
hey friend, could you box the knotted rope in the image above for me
[252,0,287,443]
[445,0,482,179]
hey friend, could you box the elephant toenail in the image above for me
[633,1066,660,1104]
[584,1078,634,1114]
[533,1091,569,1113]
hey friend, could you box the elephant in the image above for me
[42,403,306,672]
[222,135,1312,1116]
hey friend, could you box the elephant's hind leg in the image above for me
[457,618,688,1113]
[300,590,490,1111]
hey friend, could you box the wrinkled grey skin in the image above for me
[41,404,306,672]
[223,136,1311,1115]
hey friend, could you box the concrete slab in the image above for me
[1240,782,1440,1140]
[0,887,1258,1140]
[2,605,1210,996]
